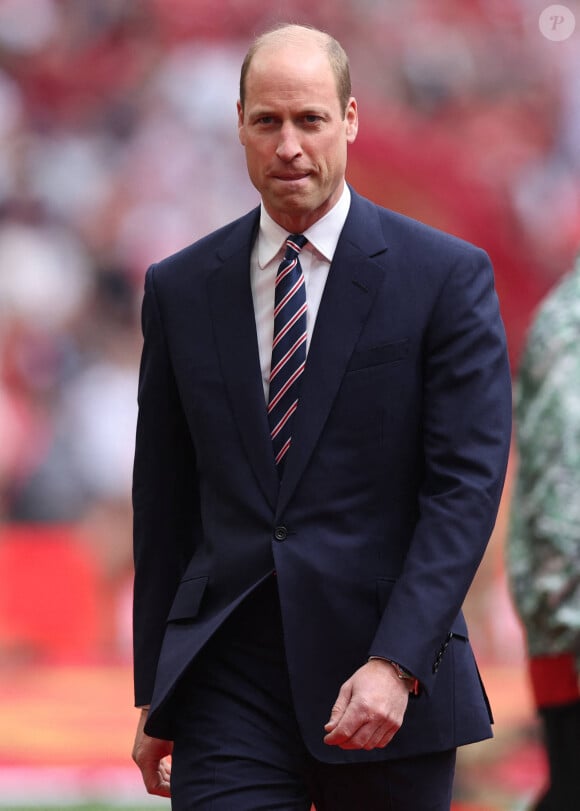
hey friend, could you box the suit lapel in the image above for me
[277,192,389,515]
[207,210,279,512]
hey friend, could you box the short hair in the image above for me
[239,24,352,116]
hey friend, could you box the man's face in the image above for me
[238,40,358,233]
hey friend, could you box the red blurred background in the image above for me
[0,0,578,808]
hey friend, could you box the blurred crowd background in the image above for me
[0,0,578,684]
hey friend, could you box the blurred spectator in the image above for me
[507,252,580,810]
[0,0,578,661]
[0,217,92,521]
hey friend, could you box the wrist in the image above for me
[384,659,420,696]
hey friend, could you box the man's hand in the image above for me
[323,659,410,750]
[132,708,173,797]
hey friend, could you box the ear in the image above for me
[345,97,358,144]
[237,100,246,146]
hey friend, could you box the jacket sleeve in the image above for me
[368,246,512,693]
[132,265,200,706]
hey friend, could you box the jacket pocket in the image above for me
[348,339,410,372]
[167,575,208,622]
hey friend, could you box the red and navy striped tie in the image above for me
[268,234,308,473]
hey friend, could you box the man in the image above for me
[132,23,512,811]
[507,253,580,811]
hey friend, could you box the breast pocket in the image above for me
[325,340,411,448]
[347,339,410,373]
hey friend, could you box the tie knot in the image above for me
[284,234,307,260]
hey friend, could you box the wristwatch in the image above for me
[387,660,420,696]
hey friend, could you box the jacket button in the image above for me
[274,526,288,541]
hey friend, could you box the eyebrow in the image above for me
[248,106,330,120]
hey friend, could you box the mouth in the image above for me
[272,171,311,182]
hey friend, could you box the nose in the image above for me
[276,123,302,162]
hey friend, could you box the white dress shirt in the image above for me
[251,183,351,401]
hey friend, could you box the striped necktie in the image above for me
[268,234,308,473]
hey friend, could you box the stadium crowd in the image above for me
[0,0,578,659]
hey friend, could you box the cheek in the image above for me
[318,136,345,169]
[329,142,348,173]
[243,145,261,171]
[246,140,271,165]
[244,148,269,188]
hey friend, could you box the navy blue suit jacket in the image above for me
[132,189,512,762]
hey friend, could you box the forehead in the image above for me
[244,41,339,108]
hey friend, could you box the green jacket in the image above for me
[507,254,580,671]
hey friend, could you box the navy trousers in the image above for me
[170,577,456,810]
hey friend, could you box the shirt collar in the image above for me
[257,183,351,268]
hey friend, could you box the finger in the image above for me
[327,708,402,750]
[350,716,401,751]
[144,768,172,797]
[323,702,366,745]
[149,781,171,798]
[362,722,396,751]
[332,718,385,750]
[158,755,172,783]
[375,728,397,749]
[142,757,172,797]
[148,781,171,798]
[324,680,353,732]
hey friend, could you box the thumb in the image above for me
[324,680,352,731]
